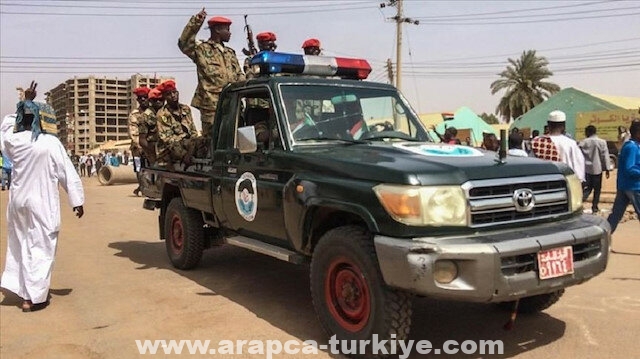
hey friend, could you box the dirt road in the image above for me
[1,178,638,358]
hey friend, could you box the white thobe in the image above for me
[549,134,586,182]
[0,114,84,304]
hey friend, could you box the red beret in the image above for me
[148,88,163,100]
[302,38,321,48]
[256,32,277,42]
[207,16,232,26]
[132,86,150,97]
[158,80,176,93]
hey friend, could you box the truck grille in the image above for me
[464,175,570,227]
[500,239,602,276]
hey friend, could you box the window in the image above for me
[233,88,282,151]
[279,85,430,144]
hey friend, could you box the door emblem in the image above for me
[235,172,257,221]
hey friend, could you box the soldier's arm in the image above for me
[138,117,149,149]
[229,49,246,82]
[186,110,198,137]
[178,13,205,62]
[128,112,141,149]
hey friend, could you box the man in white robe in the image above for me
[531,110,586,182]
[0,82,84,312]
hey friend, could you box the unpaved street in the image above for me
[1,178,639,358]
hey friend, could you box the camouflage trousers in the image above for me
[200,109,215,138]
[156,137,210,168]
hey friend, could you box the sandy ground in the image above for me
[0,175,638,359]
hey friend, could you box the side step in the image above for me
[224,236,307,264]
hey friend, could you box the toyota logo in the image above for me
[513,188,535,212]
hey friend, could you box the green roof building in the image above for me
[509,87,633,137]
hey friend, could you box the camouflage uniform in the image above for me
[178,15,245,137]
[128,108,144,157]
[138,107,159,164]
[156,104,199,164]
[244,57,260,79]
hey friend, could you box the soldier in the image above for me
[302,38,321,56]
[244,31,278,78]
[138,87,164,165]
[155,80,199,167]
[178,8,245,137]
[129,86,149,196]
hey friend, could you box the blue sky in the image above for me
[1,0,639,127]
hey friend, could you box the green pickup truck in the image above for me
[142,52,609,355]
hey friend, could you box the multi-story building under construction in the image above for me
[46,74,173,154]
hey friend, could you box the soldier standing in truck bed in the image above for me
[128,86,149,195]
[138,87,164,165]
[178,8,245,138]
[244,31,278,79]
[155,80,199,167]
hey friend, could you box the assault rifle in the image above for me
[242,15,258,57]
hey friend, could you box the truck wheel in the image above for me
[498,289,565,314]
[310,226,412,357]
[164,197,205,270]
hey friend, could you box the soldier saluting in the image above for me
[178,8,245,138]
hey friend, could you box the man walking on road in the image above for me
[0,81,85,312]
[178,8,244,138]
[580,125,611,213]
[607,120,640,233]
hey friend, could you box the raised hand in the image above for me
[24,81,37,101]
[196,7,207,21]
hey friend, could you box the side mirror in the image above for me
[237,125,257,154]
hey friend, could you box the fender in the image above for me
[283,177,380,253]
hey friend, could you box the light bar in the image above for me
[250,51,372,80]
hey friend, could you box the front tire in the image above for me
[310,226,412,357]
[164,197,205,270]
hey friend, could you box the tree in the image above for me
[479,112,499,124]
[490,50,560,122]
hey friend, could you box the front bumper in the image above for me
[374,214,610,302]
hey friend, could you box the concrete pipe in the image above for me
[98,165,138,186]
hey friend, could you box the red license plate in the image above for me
[537,246,574,280]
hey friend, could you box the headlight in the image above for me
[373,184,468,226]
[566,174,583,212]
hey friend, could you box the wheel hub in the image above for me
[170,215,184,252]
[325,258,371,332]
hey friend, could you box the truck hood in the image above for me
[292,142,569,185]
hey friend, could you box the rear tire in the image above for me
[498,289,565,314]
[310,226,412,358]
[164,197,205,270]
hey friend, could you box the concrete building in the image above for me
[45,74,173,154]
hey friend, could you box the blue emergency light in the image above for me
[249,51,372,80]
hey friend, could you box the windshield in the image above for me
[279,84,432,145]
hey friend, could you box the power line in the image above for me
[0,3,374,16]
[417,10,640,25]
[412,0,613,19]
[414,3,637,21]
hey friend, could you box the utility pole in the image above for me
[380,0,419,91]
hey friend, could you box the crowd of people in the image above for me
[68,150,131,177]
